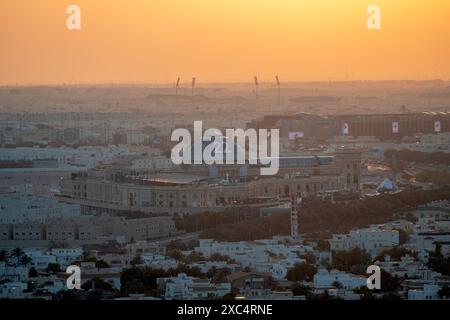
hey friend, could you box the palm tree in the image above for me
[11,247,25,266]
[19,254,32,267]
[0,249,9,263]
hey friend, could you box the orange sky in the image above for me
[1,0,450,84]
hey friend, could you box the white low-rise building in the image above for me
[24,249,57,270]
[416,232,450,261]
[195,239,313,268]
[0,262,29,282]
[0,193,80,224]
[374,255,440,280]
[254,257,305,280]
[62,262,122,290]
[408,284,440,300]
[330,228,399,255]
[0,282,28,299]
[188,261,240,274]
[313,269,367,290]
[157,273,230,300]
[50,248,83,266]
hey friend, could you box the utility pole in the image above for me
[254,76,259,101]
[275,75,280,110]
[175,77,180,96]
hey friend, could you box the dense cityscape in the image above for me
[1,82,450,301]
[1,1,450,313]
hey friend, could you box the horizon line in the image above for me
[1,78,449,88]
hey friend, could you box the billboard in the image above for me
[288,131,304,140]
[435,121,441,132]
[392,122,399,133]
[342,123,349,135]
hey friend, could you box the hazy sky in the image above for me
[1,0,450,84]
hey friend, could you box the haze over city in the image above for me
[1,0,450,85]
[1,0,450,310]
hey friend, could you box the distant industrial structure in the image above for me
[247,112,450,141]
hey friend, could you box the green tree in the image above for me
[81,277,114,291]
[19,254,32,267]
[11,247,24,265]
[316,240,330,251]
[286,263,317,282]
[0,250,9,262]
[428,244,450,276]
[354,286,375,300]
[438,285,450,299]
[291,284,312,297]
[167,249,183,261]
[300,252,316,264]
[95,260,110,269]
[331,248,371,274]
[46,263,61,274]
[131,254,143,266]
[395,229,409,245]
[188,251,203,263]
[120,266,169,296]
[210,268,231,283]
[374,247,417,262]
[28,267,38,278]
[123,278,145,294]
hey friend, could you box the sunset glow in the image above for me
[1,0,450,84]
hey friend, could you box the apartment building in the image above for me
[330,228,399,255]
[0,215,176,244]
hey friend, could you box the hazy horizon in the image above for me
[1,0,450,85]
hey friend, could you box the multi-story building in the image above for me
[0,215,176,245]
[58,149,362,215]
[0,193,80,224]
[247,112,450,142]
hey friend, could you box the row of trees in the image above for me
[416,170,450,187]
[194,187,450,241]
[0,248,32,267]
[384,149,450,166]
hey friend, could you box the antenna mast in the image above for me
[290,192,299,239]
